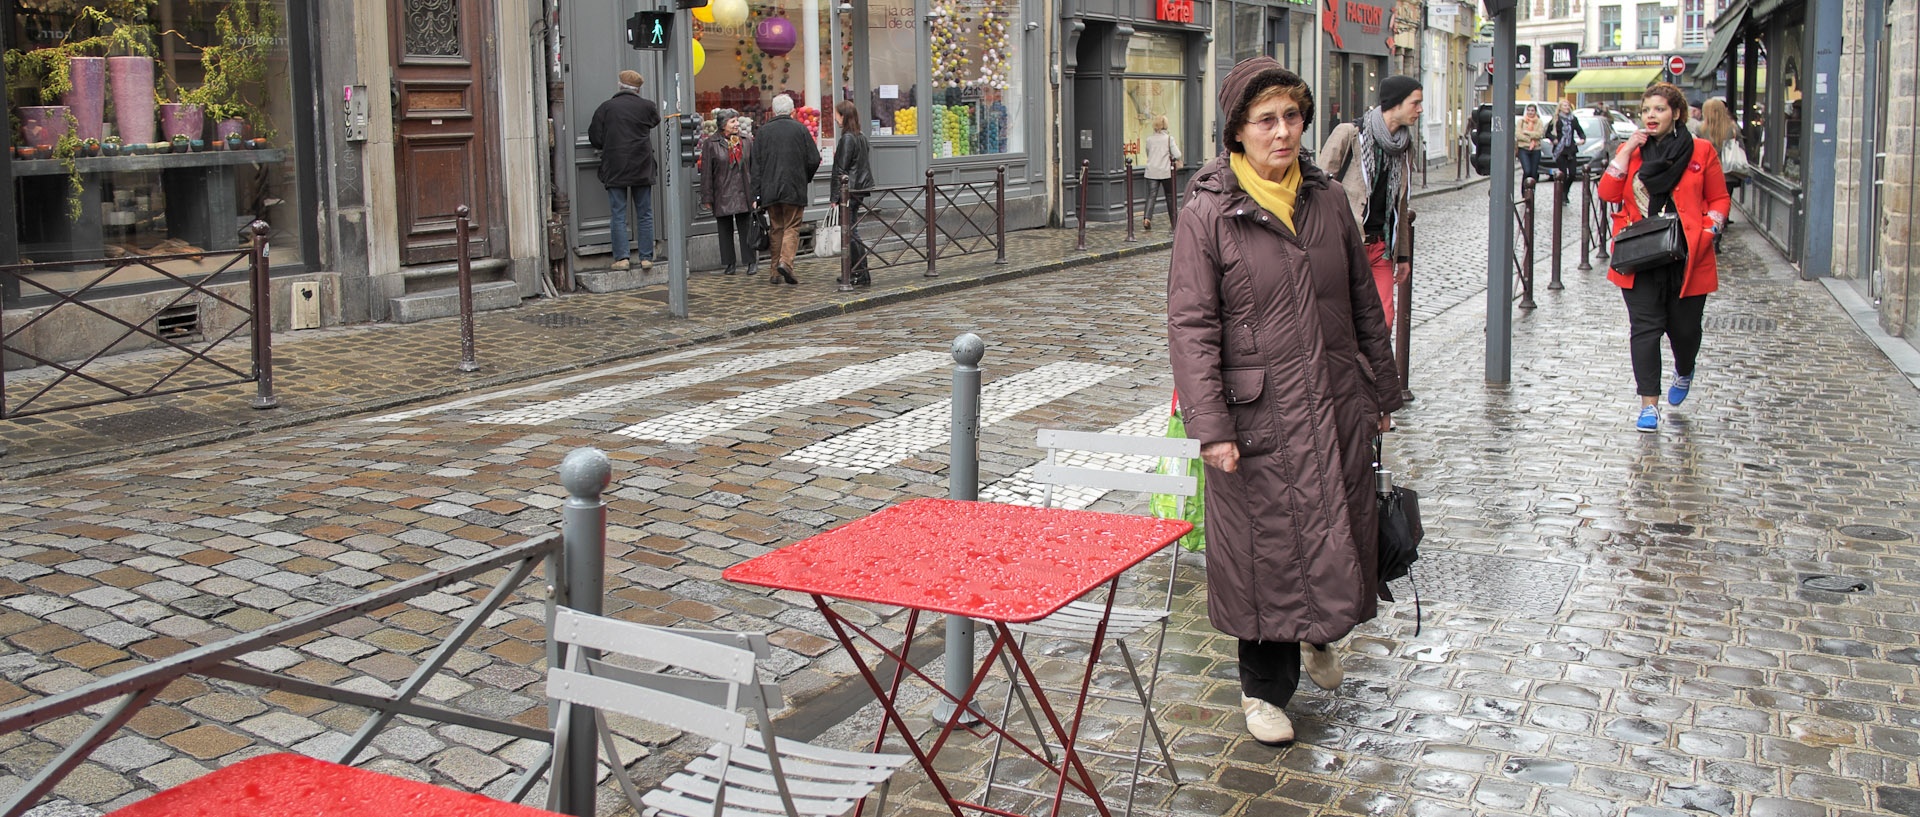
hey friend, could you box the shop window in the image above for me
[692,0,844,145]
[927,0,1022,156]
[1599,6,1621,51]
[1231,2,1260,64]
[1289,15,1310,76]
[1778,20,1801,182]
[6,0,305,276]
[1122,31,1184,170]
[1636,3,1660,49]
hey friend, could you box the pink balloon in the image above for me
[754,16,796,57]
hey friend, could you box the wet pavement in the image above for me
[6,177,1917,817]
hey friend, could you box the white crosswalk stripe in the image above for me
[977,406,1171,509]
[613,351,951,443]
[785,361,1130,474]
[359,347,719,422]
[472,347,850,426]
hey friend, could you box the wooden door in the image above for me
[390,0,497,264]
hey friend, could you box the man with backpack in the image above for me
[1317,76,1422,328]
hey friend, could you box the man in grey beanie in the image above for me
[749,93,820,285]
[1317,75,1422,331]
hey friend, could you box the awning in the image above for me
[1564,66,1664,94]
[1694,0,1748,80]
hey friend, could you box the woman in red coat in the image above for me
[1598,83,1730,433]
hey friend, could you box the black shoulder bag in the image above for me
[1609,195,1688,276]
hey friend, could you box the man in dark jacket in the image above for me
[749,93,820,285]
[588,70,662,271]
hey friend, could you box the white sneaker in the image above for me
[1303,642,1343,690]
[1240,695,1294,746]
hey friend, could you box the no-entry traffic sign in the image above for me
[1667,55,1686,75]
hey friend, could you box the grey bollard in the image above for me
[935,334,984,725]
[557,447,610,817]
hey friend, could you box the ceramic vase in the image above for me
[158,103,204,141]
[63,56,107,141]
[17,106,71,149]
[108,56,157,144]
[215,118,247,141]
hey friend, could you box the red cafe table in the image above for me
[104,753,565,817]
[723,498,1192,817]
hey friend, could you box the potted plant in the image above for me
[170,133,189,153]
[187,0,283,143]
[83,137,100,157]
[102,135,122,156]
[3,49,74,147]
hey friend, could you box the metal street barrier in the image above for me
[1515,177,1537,310]
[838,168,1008,278]
[0,221,276,419]
[456,204,480,372]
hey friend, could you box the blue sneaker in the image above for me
[1668,373,1693,406]
[1636,406,1659,433]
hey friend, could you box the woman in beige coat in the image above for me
[1167,57,1403,747]
[1517,107,1547,181]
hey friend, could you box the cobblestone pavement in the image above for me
[9,178,1917,817]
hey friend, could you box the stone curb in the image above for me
[2,237,1174,481]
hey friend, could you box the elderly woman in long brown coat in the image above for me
[1167,57,1404,746]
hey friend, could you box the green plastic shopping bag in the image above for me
[1149,399,1206,552]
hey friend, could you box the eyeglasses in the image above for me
[1246,111,1305,134]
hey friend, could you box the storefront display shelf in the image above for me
[9,149,287,177]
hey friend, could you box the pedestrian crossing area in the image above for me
[371,346,1174,508]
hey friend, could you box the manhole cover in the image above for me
[1388,551,1580,617]
[1838,524,1910,541]
[1800,575,1871,594]
[72,406,223,443]
[517,313,597,329]
[1702,315,1778,332]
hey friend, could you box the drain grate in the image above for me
[1702,315,1778,332]
[1388,551,1580,617]
[72,406,223,443]
[516,313,598,329]
[1837,524,1910,541]
[1800,575,1872,594]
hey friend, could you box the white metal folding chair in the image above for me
[541,607,911,817]
[982,428,1199,817]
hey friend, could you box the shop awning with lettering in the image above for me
[1564,66,1664,93]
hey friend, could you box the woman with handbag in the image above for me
[1141,115,1183,231]
[701,114,756,276]
[1701,98,1747,192]
[1167,57,1403,747]
[830,100,875,287]
[1599,82,1730,433]
[1543,99,1585,204]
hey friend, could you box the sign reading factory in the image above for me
[1322,0,1394,56]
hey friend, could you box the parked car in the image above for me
[1573,106,1636,165]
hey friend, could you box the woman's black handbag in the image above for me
[1610,202,1689,275]
[753,208,771,252]
[1375,438,1423,634]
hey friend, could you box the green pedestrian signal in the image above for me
[627,11,672,51]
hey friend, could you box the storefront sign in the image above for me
[1155,0,1195,23]
[1544,42,1579,72]
[1323,0,1394,56]
[1515,44,1531,70]
[1580,53,1674,68]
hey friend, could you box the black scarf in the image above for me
[1636,128,1693,217]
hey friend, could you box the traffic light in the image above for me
[678,114,703,165]
[1469,103,1495,177]
[627,10,672,51]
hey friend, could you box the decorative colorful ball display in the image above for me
[974,9,1010,90]
[691,38,706,74]
[795,105,821,139]
[754,16,796,57]
[711,0,749,28]
[977,101,1009,153]
[893,108,917,136]
[928,1,967,87]
[691,0,714,22]
[937,105,974,157]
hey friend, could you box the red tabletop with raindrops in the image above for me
[105,753,564,817]
[723,498,1192,623]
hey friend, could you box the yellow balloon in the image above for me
[691,39,706,74]
[711,0,749,28]
[691,0,713,23]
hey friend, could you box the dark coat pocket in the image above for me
[1222,367,1274,455]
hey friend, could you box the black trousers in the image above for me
[846,193,870,277]
[1621,262,1707,397]
[1143,177,1178,229]
[715,212,755,268]
[1239,639,1301,707]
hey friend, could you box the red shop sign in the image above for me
[1156,0,1195,23]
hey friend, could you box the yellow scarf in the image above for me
[1230,152,1302,233]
